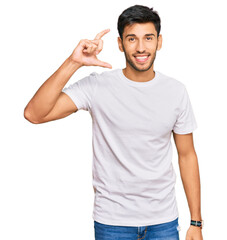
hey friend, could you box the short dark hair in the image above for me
[117,5,161,40]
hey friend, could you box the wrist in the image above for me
[67,56,83,70]
[191,213,202,221]
[191,219,204,229]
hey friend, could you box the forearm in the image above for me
[24,57,81,121]
[178,152,202,220]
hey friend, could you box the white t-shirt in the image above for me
[62,69,198,227]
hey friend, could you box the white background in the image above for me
[0,0,226,239]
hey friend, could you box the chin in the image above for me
[136,67,152,72]
[131,62,153,72]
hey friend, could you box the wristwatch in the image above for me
[191,220,204,229]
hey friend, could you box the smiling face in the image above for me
[118,22,162,72]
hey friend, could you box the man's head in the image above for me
[117,5,162,72]
[117,5,161,40]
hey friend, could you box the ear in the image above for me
[157,34,162,51]
[117,37,124,52]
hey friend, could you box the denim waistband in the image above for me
[94,217,178,233]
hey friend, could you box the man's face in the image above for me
[118,22,162,72]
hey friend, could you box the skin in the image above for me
[173,133,203,240]
[24,22,203,240]
[117,22,162,83]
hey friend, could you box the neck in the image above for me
[123,64,155,83]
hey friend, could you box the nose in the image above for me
[136,39,146,53]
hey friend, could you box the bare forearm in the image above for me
[24,57,81,121]
[179,152,202,220]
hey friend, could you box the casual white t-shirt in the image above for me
[62,68,198,227]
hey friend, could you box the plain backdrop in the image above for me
[0,0,226,239]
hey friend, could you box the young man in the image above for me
[24,5,203,240]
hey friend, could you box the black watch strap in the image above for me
[191,220,204,229]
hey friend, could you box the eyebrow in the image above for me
[125,33,156,38]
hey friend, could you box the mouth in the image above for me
[134,54,150,63]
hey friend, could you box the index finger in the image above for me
[94,29,110,40]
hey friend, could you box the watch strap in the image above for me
[191,220,204,229]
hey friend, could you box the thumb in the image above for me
[94,58,112,69]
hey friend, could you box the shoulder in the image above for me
[89,69,120,86]
[93,68,120,78]
[157,71,185,87]
[157,71,186,92]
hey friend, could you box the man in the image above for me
[24,5,203,240]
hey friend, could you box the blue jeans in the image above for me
[94,217,180,240]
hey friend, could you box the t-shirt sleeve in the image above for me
[173,85,198,134]
[62,72,98,111]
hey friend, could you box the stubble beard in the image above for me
[122,43,157,72]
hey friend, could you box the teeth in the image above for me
[135,56,148,59]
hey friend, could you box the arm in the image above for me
[24,29,112,124]
[24,59,81,124]
[173,132,203,239]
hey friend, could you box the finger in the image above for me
[82,39,97,48]
[90,39,100,53]
[94,29,110,40]
[93,58,112,69]
[83,42,98,54]
[82,43,92,53]
[90,39,103,55]
[81,40,91,52]
[89,39,103,55]
[94,40,103,55]
[80,39,91,49]
[90,39,100,45]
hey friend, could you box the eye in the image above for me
[146,37,153,40]
[129,37,135,42]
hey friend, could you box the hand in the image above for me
[69,29,112,69]
[186,225,203,240]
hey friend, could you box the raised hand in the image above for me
[69,29,112,69]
